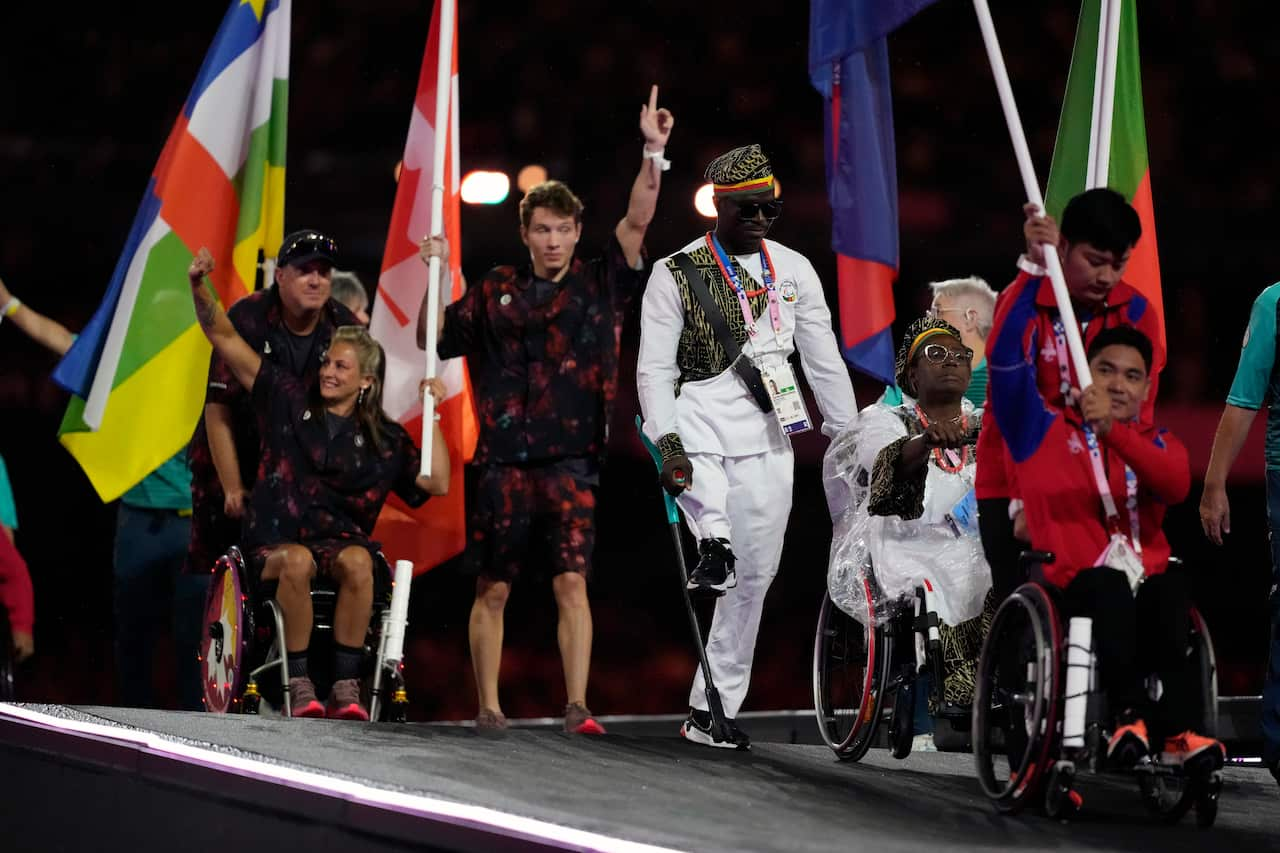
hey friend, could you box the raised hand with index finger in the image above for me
[639,84,674,151]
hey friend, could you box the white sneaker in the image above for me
[911,733,937,753]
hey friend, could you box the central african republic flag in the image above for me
[52,0,290,501]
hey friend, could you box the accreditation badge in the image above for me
[761,361,812,436]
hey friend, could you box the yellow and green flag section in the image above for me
[1045,0,1164,364]
[52,0,290,501]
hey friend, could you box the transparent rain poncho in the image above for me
[823,400,992,627]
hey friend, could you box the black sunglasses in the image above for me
[735,199,783,221]
[280,232,338,260]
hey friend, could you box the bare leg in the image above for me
[261,544,315,653]
[331,546,374,648]
[469,577,510,713]
[552,571,592,705]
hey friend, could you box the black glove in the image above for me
[657,432,692,497]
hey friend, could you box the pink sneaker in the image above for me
[288,676,325,718]
[325,678,369,721]
[565,702,606,735]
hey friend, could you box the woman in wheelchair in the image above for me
[188,248,449,719]
[987,322,1224,776]
[820,317,992,755]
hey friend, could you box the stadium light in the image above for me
[517,164,548,192]
[694,183,717,218]
[461,170,510,205]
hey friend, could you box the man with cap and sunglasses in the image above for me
[637,144,857,748]
[185,230,359,582]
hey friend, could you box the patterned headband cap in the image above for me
[705,144,774,198]
[894,315,962,394]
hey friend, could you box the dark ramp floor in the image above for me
[14,705,1280,852]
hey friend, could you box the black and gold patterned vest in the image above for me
[665,243,769,391]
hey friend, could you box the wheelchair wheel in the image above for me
[200,550,253,713]
[813,584,892,761]
[1138,607,1219,823]
[973,582,1062,813]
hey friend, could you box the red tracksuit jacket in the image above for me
[986,275,1186,588]
[975,264,1162,502]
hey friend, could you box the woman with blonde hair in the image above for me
[188,248,448,720]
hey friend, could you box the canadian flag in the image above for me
[369,0,477,574]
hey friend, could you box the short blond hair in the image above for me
[929,276,997,338]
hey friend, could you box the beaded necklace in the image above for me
[914,405,969,473]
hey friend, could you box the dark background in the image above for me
[0,1,1274,718]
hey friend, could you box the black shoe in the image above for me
[680,708,749,750]
[688,538,736,597]
[724,718,751,750]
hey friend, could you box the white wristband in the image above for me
[2,296,20,318]
[643,146,671,171]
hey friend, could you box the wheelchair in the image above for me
[971,553,1222,826]
[198,545,412,722]
[813,573,977,761]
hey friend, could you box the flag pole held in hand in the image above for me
[419,0,456,476]
[972,0,1092,389]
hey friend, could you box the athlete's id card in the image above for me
[761,362,812,435]
[945,488,980,538]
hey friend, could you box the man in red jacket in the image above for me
[977,189,1161,603]
[988,322,1223,773]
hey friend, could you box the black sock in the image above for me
[287,649,308,680]
[333,644,363,682]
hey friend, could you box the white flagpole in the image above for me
[1090,0,1123,188]
[972,0,1092,388]
[420,0,455,476]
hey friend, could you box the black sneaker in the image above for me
[680,709,749,750]
[724,718,751,750]
[688,538,736,597]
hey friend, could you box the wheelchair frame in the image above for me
[813,576,965,762]
[971,558,1223,827]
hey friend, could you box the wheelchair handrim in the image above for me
[973,584,1061,808]
[813,586,887,759]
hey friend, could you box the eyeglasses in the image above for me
[920,343,973,365]
[735,200,783,221]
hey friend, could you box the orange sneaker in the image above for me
[1106,718,1149,767]
[1161,731,1225,775]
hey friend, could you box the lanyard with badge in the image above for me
[1054,317,1145,590]
[706,232,811,435]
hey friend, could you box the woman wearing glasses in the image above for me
[825,316,994,742]
[638,144,857,749]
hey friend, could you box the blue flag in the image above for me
[809,0,940,384]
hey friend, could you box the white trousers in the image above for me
[677,446,794,719]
